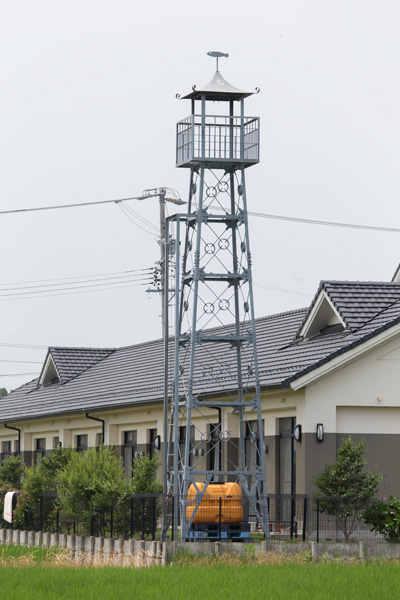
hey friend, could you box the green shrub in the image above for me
[362,496,400,543]
[0,455,24,488]
[14,446,74,531]
[130,452,163,495]
[56,445,128,536]
[114,452,163,539]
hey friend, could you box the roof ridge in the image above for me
[322,280,400,286]
[49,346,117,352]
[115,308,309,353]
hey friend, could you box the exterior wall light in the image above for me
[316,423,324,443]
[294,424,302,443]
[154,435,161,450]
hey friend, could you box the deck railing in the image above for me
[176,114,259,166]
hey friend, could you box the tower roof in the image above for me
[181,69,255,101]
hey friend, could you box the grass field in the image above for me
[1,545,400,600]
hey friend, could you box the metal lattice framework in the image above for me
[166,58,269,541]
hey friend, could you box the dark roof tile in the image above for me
[3,282,400,422]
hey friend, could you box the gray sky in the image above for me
[1,0,400,390]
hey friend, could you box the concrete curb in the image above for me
[2,528,400,565]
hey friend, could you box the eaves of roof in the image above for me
[3,291,400,423]
[283,311,400,388]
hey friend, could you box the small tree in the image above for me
[115,453,163,539]
[314,437,381,543]
[14,446,74,530]
[0,455,24,488]
[130,453,163,495]
[56,445,128,536]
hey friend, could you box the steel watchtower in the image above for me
[168,53,269,540]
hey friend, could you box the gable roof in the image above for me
[298,281,400,338]
[2,280,400,423]
[49,347,116,384]
[392,264,400,282]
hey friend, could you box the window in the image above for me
[207,423,221,476]
[123,430,137,479]
[179,425,195,468]
[1,441,12,462]
[35,438,46,462]
[245,420,263,469]
[95,432,103,447]
[76,434,88,457]
[53,437,61,449]
[148,428,157,458]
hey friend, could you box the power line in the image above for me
[0,195,147,216]
[116,203,159,236]
[0,281,152,302]
[119,202,160,233]
[0,372,39,377]
[0,268,153,288]
[0,272,153,293]
[2,195,399,233]
[211,206,400,233]
[0,279,152,297]
[0,342,47,350]
[248,210,400,233]
[0,359,43,364]
[253,282,312,298]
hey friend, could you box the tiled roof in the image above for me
[2,281,400,423]
[296,281,400,337]
[322,281,400,330]
[48,347,116,384]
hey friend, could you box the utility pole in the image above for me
[143,187,184,336]
[141,188,185,532]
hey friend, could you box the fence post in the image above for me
[40,495,43,531]
[152,496,157,541]
[171,496,174,542]
[316,499,320,543]
[290,495,295,539]
[142,498,145,540]
[110,504,114,539]
[219,497,222,542]
[302,496,307,542]
[56,508,59,534]
[130,497,133,539]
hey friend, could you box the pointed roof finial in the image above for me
[207,51,229,72]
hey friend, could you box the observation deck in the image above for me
[176,114,260,169]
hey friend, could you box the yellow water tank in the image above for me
[187,482,243,524]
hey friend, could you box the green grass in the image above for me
[1,559,400,599]
[0,543,66,565]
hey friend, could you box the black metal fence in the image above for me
[0,492,386,543]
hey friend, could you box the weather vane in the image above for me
[207,51,229,71]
